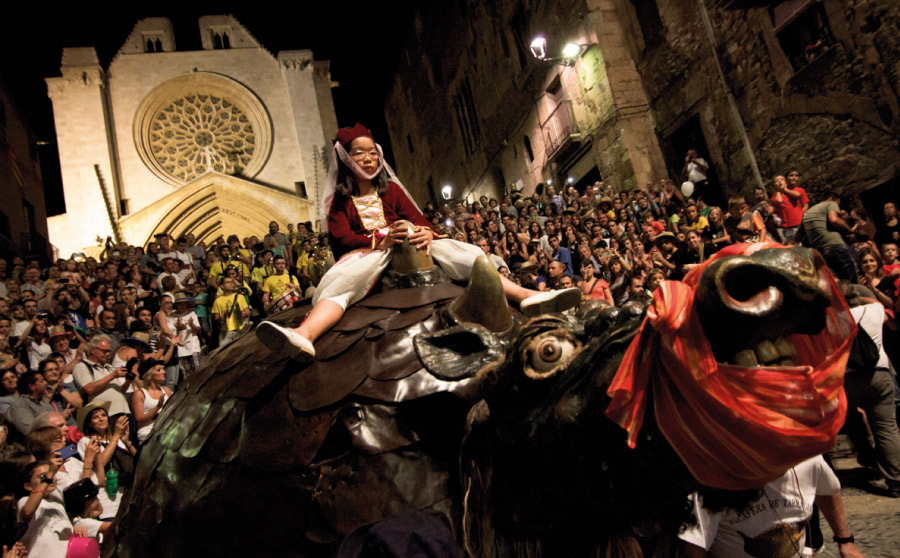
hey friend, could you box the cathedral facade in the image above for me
[46,15,337,257]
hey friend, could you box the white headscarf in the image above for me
[320,141,420,234]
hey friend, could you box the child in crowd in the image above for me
[63,479,112,543]
[16,460,85,557]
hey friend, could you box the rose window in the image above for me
[149,94,256,182]
[134,73,272,187]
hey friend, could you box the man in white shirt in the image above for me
[72,335,133,418]
[678,456,863,558]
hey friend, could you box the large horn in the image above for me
[448,255,513,332]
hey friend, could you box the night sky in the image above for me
[0,4,418,215]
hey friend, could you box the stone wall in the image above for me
[638,0,900,201]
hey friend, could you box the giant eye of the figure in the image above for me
[528,334,577,374]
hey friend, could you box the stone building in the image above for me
[0,76,51,261]
[385,0,899,215]
[46,15,338,257]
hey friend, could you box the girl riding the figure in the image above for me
[258,124,579,358]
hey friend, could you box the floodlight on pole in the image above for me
[562,42,583,60]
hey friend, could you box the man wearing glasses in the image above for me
[72,335,134,419]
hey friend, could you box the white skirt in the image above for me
[312,239,485,309]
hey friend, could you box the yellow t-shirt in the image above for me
[295,251,311,272]
[263,273,298,300]
[688,216,710,231]
[210,261,251,283]
[212,293,249,331]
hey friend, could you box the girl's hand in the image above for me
[376,222,409,250]
[407,226,434,256]
[73,526,88,538]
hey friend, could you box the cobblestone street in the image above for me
[818,459,900,558]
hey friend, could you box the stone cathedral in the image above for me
[46,15,338,257]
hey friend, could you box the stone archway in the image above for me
[120,172,314,249]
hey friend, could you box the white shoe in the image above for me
[256,321,316,358]
[520,288,582,317]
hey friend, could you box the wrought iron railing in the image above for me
[541,100,577,157]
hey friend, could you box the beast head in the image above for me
[414,243,853,557]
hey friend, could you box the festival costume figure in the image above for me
[258,124,579,358]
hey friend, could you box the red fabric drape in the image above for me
[606,243,853,489]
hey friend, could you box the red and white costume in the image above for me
[314,182,484,310]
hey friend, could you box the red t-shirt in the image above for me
[770,187,808,228]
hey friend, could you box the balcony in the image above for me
[541,100,581,161]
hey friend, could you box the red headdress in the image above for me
[335,123,374,149]
[606,242,853,489]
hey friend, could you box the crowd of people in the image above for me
[0,137,897,555]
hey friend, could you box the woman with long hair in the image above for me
[75,403,133,518]
[859,252,897,309]
[607,257,631,307]
[630,238,652,273]
[562,226,579,250]
[112,301,133,334]
[502,230,529,269]
[17,317,52,371]
[706,206,730,251]
[258,124,578,356]
[131,359,173,444]
[580,261,613,305]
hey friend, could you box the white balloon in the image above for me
[681,181,695,198]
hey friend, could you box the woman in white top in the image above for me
[131,359,171,444]
[17,316,52,371]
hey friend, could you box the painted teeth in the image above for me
[734,350,759,367]
[724,337,798,367]
[774,337,796,358]
[756,340,779,364]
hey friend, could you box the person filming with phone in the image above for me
[72,335,137,441]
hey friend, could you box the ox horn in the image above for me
[448,255,513,332]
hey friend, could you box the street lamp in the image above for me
[530,36,590,67]
[530,37,547,60]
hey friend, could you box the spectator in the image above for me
[72,335,134,419]
[16,460,79,557]
[131,359,171,445]
[90,309,123,353]
[39,359,80,427]
[75,403,132,517]
[547,235,574,276]
[6,371,53,439]
[579,261,613,305]
[839,283,900,498]
[624,275,651,306]
[770,172,809,244]
[170,293,202,381]
[0,369,19,415]
[11,300,39,338]
[875,201,900,247]
[802,192,856,281]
